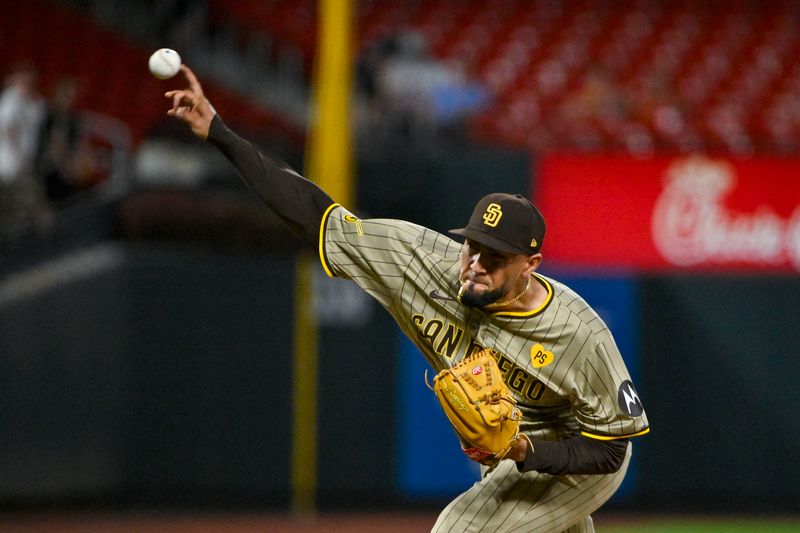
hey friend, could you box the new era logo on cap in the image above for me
[450,193,546,255]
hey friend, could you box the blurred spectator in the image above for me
[370,32,489,141]
[0,64,48,238]
[560,65,631,125]
[356,35,399,126]
[632,69,694,147]
[36,77,92,203]
[374,32,436,137]
[555,65,637,151]
[431,58,491,132]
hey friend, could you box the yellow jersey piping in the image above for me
[581,427,650,441]
[318,203,340,278]
[490,273,554,317]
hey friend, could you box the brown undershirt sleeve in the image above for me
[517,435,629,475]
[207,115,335,249]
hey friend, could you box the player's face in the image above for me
[459,240,533,307]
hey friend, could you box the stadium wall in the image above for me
[1,244,798,513]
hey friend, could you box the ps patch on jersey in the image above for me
[618,380,644,417]
[530,344,554,368]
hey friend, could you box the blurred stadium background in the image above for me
[1,0,799,531]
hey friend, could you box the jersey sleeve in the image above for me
[572,338,650,441]
[318,205,424,308]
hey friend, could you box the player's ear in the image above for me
[522,253,542,276]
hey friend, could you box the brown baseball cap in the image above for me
[449,193,545,255]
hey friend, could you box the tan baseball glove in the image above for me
[429,349,523,465]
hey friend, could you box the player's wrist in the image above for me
[508,434,533,462]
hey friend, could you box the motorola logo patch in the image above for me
[617,380,644,417]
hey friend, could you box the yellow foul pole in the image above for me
[291,0,354,514]
[308,0,354,208]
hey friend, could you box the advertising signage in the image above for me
[536,155,800,272]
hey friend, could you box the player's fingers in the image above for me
[167,105,189,119]
[181,65,204,96]
[167,90,193,110]
[172,92,185,110]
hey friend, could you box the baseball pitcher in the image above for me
[166,66,649,533]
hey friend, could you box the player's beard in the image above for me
[460,283,507,308]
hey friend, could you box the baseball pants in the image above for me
[431,442,632,532]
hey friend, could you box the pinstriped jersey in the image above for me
[320,204,649,441]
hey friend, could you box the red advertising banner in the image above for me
[536,155,800,272]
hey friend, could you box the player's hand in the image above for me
[165,65,217,140]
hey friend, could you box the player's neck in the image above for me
[486,274,545,313]
[524,276,549,311]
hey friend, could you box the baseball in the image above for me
[148,48,181,79]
